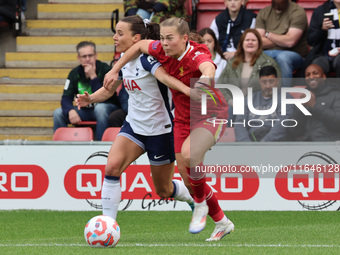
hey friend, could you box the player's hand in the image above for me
[75,91,91,110]
[189,87,203,102]
[193,77,214,102]
[83,64,97,80]
[104,69,119,91]
[68,109,82,125]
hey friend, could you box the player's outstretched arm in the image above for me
[104,40,153,91]
[76,81,121,110]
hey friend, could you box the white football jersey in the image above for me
[120,53,173,136]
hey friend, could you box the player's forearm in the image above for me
[89,87,115,103]
[199,62,216,79]
[158,71,190,97]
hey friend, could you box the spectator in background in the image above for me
[289,64,340,141]
[0,0,15,25]
[305,0,340,77]
[124,0,186,23]
[217,29,281,123]
[210,0,256,61]
[255,0,308,87]
[53,41,123,140]
[198,28,227,78]
[21,0,26,13]
[234,66,293,142]
[20,0,26,21]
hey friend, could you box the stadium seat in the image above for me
[297,0,326,24]
[75,121,97,126]
[185,0,198,29]
[101,127,121,141]
[185,0,193,16]
[195,0,225,31]
[218,127,236,142]
[246,0,271,13]
[53,127,94,141]
[297,0,326,9]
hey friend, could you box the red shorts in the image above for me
[173,117,226,153]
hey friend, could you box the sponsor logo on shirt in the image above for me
[123,79,142,91]
[192,51,204,60]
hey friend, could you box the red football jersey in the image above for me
[149,40,227,123]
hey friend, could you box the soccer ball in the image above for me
[84,215,120,247]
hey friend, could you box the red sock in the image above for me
[205,184,225,222]
[187,166,206,203]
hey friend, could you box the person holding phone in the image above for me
[305,0,340,77]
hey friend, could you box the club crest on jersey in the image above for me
[123,79,142,91]
[192,51,204,60]
[179,66,184,76]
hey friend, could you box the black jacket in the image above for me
[0,0,16,21]
[305,1,339,67]
[289,82,340,141]
[214,6,256,52]
[61,60,119,117]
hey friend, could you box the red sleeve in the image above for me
[191,42,216,71]
[148,40,170,64]
[148,40,163,58]
[195,54,216,71]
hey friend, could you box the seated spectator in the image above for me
[234,66,293,142]
[0,0,16,26]
[288,64,340,141]
[217,29,281,122]
[305,0,340,77]
[53,41,121,140]
[255,0,309,87]
[198,27,227,78]
[124,0,186,23]
[210,0,256,60]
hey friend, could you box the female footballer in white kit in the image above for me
[76,16,195,220]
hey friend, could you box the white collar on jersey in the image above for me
[177,41,193,61]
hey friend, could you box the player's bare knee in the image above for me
[182,153,201,168]
[105,161,123,177]
[182,152,191,168]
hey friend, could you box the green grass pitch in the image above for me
[0,210,339,255]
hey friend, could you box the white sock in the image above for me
[101,177,121,220]
[172,179,194,204]
[195,200,207,206]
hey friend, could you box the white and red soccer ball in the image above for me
[84,215,120,247]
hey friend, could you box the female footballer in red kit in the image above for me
[104,17,234,241]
